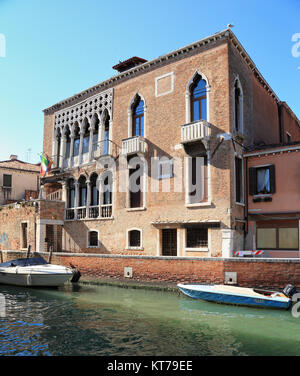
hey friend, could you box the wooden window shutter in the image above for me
[249,167,257,195]
[269,164,276,194]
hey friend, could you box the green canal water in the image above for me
[0,282,300,356]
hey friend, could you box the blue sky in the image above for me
[0,0,299,163]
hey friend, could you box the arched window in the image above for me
[68,178,75,208]
[82,119,90,154]
[128,229,141,248]
[55,128,62,167]
[78,176,87,207]
[234,79,243,133]
[90,173,99,207]
[65,126,71,158]
[104,115,110,155]
[100,171,113,218]
[132,96,144,137]
[92,115,99,152]
[190,76,207,122]
[73,123,80,157]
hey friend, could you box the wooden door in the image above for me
[162,229,177,256]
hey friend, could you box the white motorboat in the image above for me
[0,256,76,287]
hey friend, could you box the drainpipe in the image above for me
[243,155,249,250]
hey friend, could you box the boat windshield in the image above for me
[0,257,48,268]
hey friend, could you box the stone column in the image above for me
[221,229,234,258]
[61,181,67,207]
[74,181,79,220]
[59,133,66,169]
[88,121,95,162]
[78,123,84,165]
[36,221,46,253]
[86,179,91,219]
[69,134,75,168]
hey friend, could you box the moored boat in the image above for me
[0,256,76,287]
[177,283,292,310]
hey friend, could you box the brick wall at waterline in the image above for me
[2,250,300,289]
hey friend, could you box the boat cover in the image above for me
[0,257,48,268]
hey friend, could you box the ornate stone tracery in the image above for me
[53,88,113,135]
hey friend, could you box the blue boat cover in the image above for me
[0,257,48,268]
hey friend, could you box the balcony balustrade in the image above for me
[65,204,113,220]
[181,120,211,144]
[122,136,146,156]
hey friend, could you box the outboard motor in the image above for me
[283,284,298,298]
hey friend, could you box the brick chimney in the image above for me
[10,154,18,160]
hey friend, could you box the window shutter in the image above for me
[269,164,276,194]
[249,167,256,195]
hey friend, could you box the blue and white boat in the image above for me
[177,284,292,310]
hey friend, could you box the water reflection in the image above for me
[0,283,300,356]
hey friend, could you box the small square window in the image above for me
[129,230,141,248]
[158,159,173,179]
[186,228,208,248]
[88,231,98,247]
[3,174,12,188]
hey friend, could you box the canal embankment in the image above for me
[2,250,300,290]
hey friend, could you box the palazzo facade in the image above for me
[40,28,300,257]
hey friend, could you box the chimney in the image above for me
[10,154,18,160]
[112,56,147,73]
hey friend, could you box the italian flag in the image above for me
[40,153,52,177]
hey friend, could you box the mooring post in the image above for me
[48,244,53,264]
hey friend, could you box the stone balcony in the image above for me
[122,136,147,156]
[180,120,211,144]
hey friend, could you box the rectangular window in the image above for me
[73,138,80,156]
[129,165,143,208]
[3,174,12,188]
[158,159,173,179]
[187,156,207,204]
[249,165,275,195]
[257,228,277,249]
[82,136,89,154]
[235,156,244,203]
[89,231,98,247]
[256,221,299,250]
[186,228,208,248]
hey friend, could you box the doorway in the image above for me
[162,229,177,256]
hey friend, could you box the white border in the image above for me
[155,72,174,97]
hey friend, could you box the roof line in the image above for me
[43,28,295,117]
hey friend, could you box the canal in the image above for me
[0,282,300,356]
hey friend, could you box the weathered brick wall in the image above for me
[2,250,300,288]
[0,203,36,251]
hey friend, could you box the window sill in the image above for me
[235,202,245,207]
[87,246,99,249]
[125,247,144,251]
[185,247,209,252]
[126,207,146,212]
[186,201,212,208]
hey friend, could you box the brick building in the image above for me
[5,28,299,258]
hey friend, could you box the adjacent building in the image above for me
[245,142,300,258]
[0,155,40,205]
